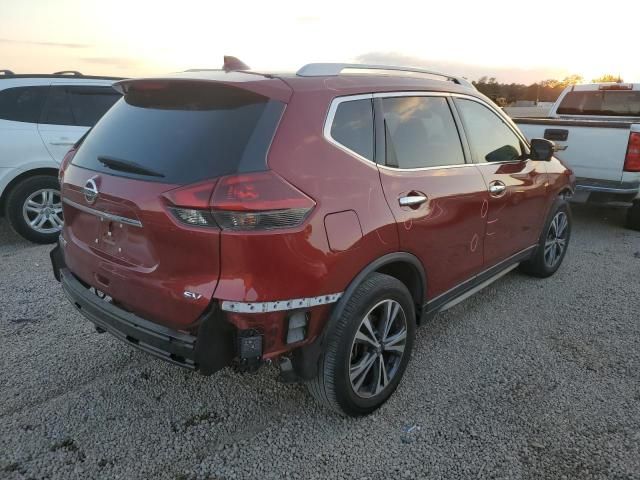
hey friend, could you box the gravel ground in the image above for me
[1,205,639,480]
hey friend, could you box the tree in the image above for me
[559,74,583,87]
[592,74,623,83]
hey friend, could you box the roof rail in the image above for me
[1,70,15,76]
[53,70,82,76]
[296,63,474,89]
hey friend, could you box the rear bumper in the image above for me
[51,243,235,374]
[572,177,640,206]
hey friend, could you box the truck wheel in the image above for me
[307,273,415,416]
[626,200,640,231]
[520,197,572,278]
[5,175,63,244]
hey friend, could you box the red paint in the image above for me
[324,211,363,252]
[60,72,573,358]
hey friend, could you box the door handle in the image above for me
[488,182,506,196]
[50,141,75,146]
[399,195,428,207]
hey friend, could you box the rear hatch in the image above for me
[61,77,289,330]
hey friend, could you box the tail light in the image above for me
[58,147,77,183]
[163,171,315,231]
[624,132,640,172]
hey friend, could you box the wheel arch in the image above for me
[291,252,426,381]
[0,167,59,215]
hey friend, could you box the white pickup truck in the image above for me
[513,82,640,230]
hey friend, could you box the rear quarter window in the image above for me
[0,86,48,123]
[329,98,374,161]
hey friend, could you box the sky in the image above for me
[1,0,639,84]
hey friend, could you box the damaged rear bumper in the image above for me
[51,243,235,374]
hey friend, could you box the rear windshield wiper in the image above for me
[98,156,165,178]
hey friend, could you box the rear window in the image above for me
[557,90,640,116]
[71,81,285,184]
[0,86,48,123]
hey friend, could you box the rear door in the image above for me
[374,93,488,300]
[0,84,51,169]
[453,96,548,266]
[38,84,120,163]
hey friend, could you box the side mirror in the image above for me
[530,138,555,161]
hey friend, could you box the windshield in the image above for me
[71,81,285,184]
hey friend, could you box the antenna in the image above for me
[222,56,250,72]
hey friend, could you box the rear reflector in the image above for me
[212,208,311,231]
[624,132,640,172]
[163,171,315,231]
[169,207,217,227]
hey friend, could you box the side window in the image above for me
[67,86,121,127]
[0,86,48,123]
[41,86,74,126]
[455,98,524,163]
[330,98,374,161]
[381,96,464,169]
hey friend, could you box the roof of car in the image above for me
[567,82,639,91]
[0,71,124,81]
[114,64,478,103]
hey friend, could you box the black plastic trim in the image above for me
[425,245,536,316]
[53,247,235,374]
[60,268,198,369]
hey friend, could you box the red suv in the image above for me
[51,61,574,416]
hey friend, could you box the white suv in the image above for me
[0,70,121,243]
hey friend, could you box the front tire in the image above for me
[4,175,63,244]
[308,273,416,416]
[520,197,571,278]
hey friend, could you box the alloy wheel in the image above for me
[22,188,63,234]
[544,211,568,268]
[349,299,408,398]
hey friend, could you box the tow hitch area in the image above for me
[237,330,263,372]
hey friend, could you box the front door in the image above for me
[453,97,549,267]
[375,94,488,300]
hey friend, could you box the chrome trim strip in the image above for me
[575,177,640,194]
[62,198,143,228]
[371,91,450,99]
[439,263,519,312]
[221,292,343,314]
[378,163,475,173]
[429,245,537,305]
[576,185,640,194]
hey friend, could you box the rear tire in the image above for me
[4,175,63,244]
[520,197,571,278]
[307,273,416,416]
[626,200,640,231]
